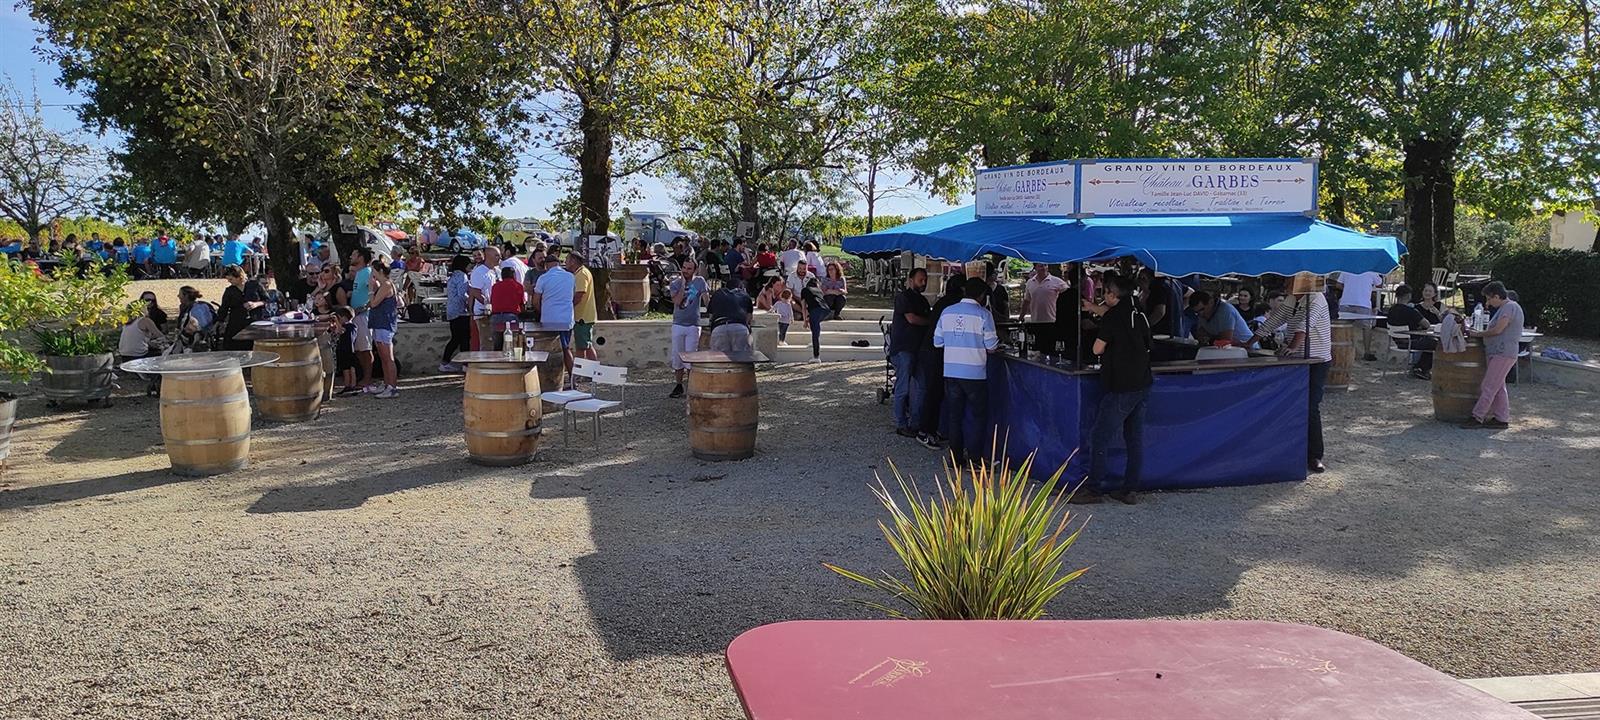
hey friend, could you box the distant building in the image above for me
[1549,211,1599,251]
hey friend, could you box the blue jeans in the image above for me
[943,377,988,464]
[890,351,922,430]
[1089,388,1149,492]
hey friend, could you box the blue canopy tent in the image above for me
[841,206,1405,277]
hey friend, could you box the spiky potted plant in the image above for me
[26,258,140,407]
[825,451,1090,619]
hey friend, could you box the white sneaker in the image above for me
[375,386,399,399]
[810,357,822,364]
[363,384,383,394]
[438,363,454,374]
[778,339,788,346]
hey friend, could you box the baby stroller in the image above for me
[875,314,894,404]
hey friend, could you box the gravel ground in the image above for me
[1,359,1597,718]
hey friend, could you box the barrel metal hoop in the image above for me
[1442,361,1484,368]
[162,392,251,406]
[1433,390,1479,400]
[263,359,322,369]
[472,367,534,375]
[465,391,541,400]
[691,366,750,374]
[257,390,323,402]
[688,391,758,400]
[693,424,759,433]
[166,432,252,446]
[466,426,542,438]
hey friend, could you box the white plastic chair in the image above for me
[563,364,627,442]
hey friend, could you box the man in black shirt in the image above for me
[889,268,935,447]
[707,283,754,352]
[1384,284,1434,379]
[1075,272,1151,505]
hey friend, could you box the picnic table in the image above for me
[725,620,1538,720]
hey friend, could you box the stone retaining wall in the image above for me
[392,314,777,375]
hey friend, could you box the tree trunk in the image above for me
[864,163,877,234]
[1326,194,1349,227]
[263,202,305,298]
[1401,136,1460,286]
[308,187,360,268]
[737,139,761,242]
[578,101,615,319]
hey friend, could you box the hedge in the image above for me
[1491,248,1600,337]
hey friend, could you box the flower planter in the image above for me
[39,353,117,406]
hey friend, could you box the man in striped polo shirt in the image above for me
[1253,279,1333,473]
[933,277,1001,466]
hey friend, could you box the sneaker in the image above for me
[895,427,917,439]
[778,339,788,346]
[810,357,822,364]
[438,363,456,374]
[336,386,362,397]
[917,432,943,450]
[1458,417,1486,429]
[1363,353,1379,362]
[1482,419,1510,429]
[362,384,384,395]
[375,386,399,399]
[1309,459,1327,473]
[1109,490,1138,505]
[668,383,684,399]
[1409,367,1430,380]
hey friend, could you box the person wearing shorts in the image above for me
[532,253,577,389]
[347,248,375,389]
[668,259,708,398]
[568,252,599,363]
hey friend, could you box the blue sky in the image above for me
[1,6,962,225]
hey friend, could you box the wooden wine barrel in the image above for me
[463,360,542,466]
[529,331,566,413]
[1432,339,1485,423]
[697,327,711,351]
[610,264,651,317]
[251,337,323,422]
[161,368,252,476]
[687,358,758,461]
[1328,322,1355,390]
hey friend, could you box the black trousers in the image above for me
[442,316,471,363]
[1308,361,1328,463]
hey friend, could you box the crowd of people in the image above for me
[883,259,1532,503]
[4,232,273,280]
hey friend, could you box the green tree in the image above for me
[1306,0,1570,286]
[667,0,870,241]
[872,0,1232,200]
[32,0,525,286]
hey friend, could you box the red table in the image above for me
[725,620,1536,720]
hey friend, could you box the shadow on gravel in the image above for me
[531,362,1255,662]
[248,458,468,513]
[0,468,185,510]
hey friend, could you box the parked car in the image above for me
[374,220,410,246]
[312,226,402,264]
[432,227,488,253]
[624,212,698,249]
[497,218,546,248]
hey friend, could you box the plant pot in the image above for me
[39,353,116,406]
[0,396,15,464]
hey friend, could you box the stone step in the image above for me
[773,343,887,363]
[835,307,893,321]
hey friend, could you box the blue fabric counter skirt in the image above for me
[987,356,1309,490]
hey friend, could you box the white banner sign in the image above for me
[1078,159,1316,216]
[975,162,1075,218]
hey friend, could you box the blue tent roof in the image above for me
[842,206,1405,277]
